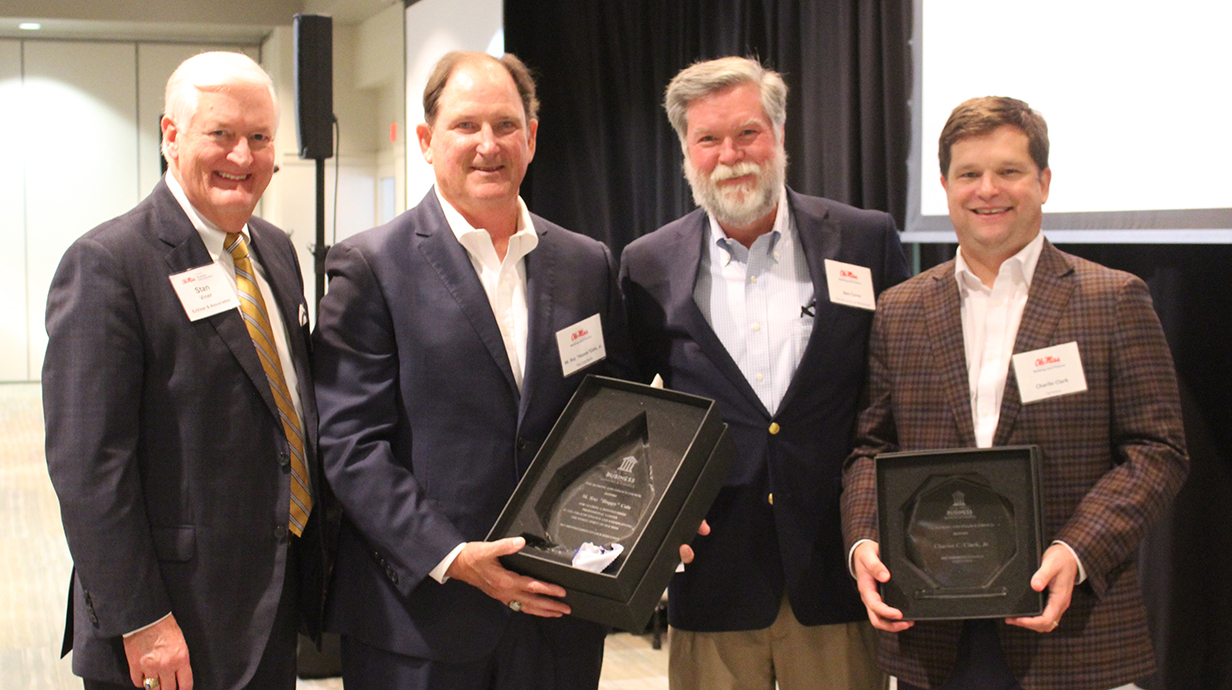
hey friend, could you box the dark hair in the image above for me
[422,51,539,126]
[939,96,1049,176]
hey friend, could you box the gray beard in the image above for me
[684,150,787,229]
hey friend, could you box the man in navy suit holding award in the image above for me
[620,57,909,690]
[313,51,636,689]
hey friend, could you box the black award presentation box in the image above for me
[875,445,1045,621]
[487,375,736,630]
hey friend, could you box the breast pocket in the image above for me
[791,317,814,365]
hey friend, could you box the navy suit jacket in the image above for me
[43,179,328,689]
[620,189,909,631]
[313,190,634,662]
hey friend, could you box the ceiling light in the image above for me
[18,22,41,30]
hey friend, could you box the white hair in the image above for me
[162,51,279,158]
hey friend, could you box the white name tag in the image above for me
[556,313,606,377]
[824,259,876,311]
[169,264,239,322]
[1012,342,1088,404]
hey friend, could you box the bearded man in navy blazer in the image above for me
[841,97,1188,689]
[313,51,638,689]
[620,57,909,690]
[44,52,328,690]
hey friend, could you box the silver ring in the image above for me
[508,600,522,612]
[144,679,160,690]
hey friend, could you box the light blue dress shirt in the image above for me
[693,189,814,415]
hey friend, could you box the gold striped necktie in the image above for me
[225,232,312,537]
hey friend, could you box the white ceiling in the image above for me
[0,0,399,42]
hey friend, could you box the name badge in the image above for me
[169,264,239,322]
[824,259,876,311]
[1012,342,1088,404]
[556,313,606,377]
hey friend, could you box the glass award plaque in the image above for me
[875,446,1044,620]
[488,376,735,631]
[543,412,655,558]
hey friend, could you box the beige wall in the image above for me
[0,5,408,380]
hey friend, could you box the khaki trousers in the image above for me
[669,597,884,690]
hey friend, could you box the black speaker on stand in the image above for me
[292,11,343,681]
[293,13,334,312]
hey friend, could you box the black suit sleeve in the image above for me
[43,237,173,636]
[313,241,467,597]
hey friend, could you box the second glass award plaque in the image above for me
[875,446,1044,620]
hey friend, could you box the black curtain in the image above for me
[504,0,910,257]
[503,4,1232,689]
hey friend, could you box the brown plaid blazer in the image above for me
[841,240,1188,690]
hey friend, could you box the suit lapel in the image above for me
[776,190,838,413]
[519,222,558,426]
[414,193,520,399]
[992,241,1075,445]
[668,212,768,416]
[152,181,280,421]
[924,262,977,445]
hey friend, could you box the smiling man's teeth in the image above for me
[218,172,248,181]
[973,208,1008,215]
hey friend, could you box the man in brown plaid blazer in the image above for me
[840,96,1188,690]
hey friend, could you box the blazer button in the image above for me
[516,436,528,451]
[274,525,288,540]
[278,452,291,471]
[768,422,780,435]
[768,493,774,505]
[386,567,399,584]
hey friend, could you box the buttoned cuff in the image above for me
[848,538,875,578]
[123,611,172,638]
[1052,540,1087,584]
[429,542,468,584]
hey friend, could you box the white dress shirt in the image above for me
[956,232,1085,582]
[436,187,539,392]
[956,232,1044,448]
[693,187,813,415]
[429,188,541,583]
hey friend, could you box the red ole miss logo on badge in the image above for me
[571,328,589,341]
[1035,355,1060,367]
[840,269,858,280]
[179,275,196,285]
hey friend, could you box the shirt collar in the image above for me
[955,231,1046,293]
[706,185,790,265]
[434,186,539,266]
[165,172,247,262]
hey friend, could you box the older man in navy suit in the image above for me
[44,52,328,690]
[313,51,638,689]
[620,57,909,690]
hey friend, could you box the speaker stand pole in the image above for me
[313,156,327,312]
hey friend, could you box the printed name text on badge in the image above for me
[556,313,606,377]
[1012,341,1088,404]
